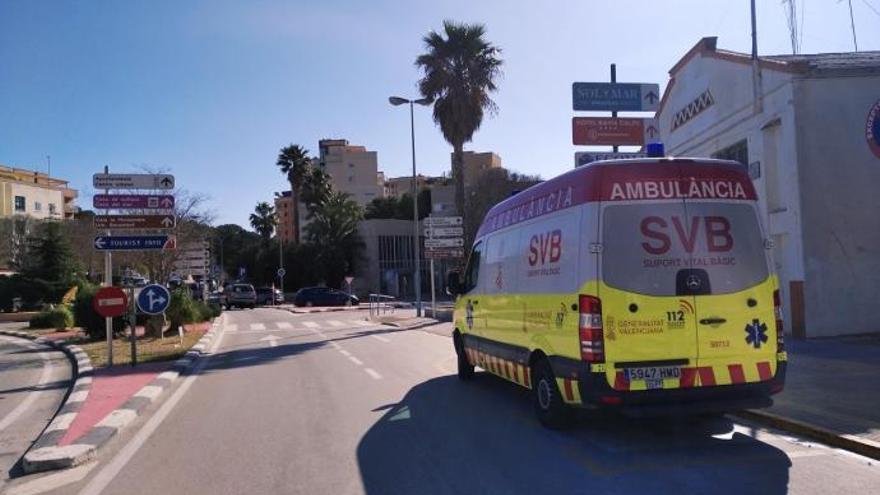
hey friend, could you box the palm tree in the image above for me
[304,191,364,287]
[249,202,277,241]
[276,144,311,244]
[416,20,503,239]
[300,166,332,214]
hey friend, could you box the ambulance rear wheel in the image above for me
[454,334,474,380]
[532,360,572,429]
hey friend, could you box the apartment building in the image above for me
[0,165,77,220]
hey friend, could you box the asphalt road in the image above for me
[0,332,71,490]
[8,308,880,494]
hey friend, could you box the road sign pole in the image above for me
[103,165,113,366]
[611,63,618,153]
[429,215,436,317]
[129,283,137,367]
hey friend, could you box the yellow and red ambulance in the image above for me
[448,158,786,428]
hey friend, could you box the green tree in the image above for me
[364,197,400,219]
[276,144,311,244]
[249,202,277,241]
[300,166,332,214]
[416,20,503,239]
[213,224,261,282]
[20,221,82,303]
[304,191,364,287]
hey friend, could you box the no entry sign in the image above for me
[93,287,129,318]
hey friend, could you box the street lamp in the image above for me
[389,95,432,317]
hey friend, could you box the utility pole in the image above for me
[847,0,859,51]
[750,0,764,114]
[103,165,113,366]
[610,64,618,153]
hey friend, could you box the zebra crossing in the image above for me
[226,319,378,334]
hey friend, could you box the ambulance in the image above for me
[447,157,786,428]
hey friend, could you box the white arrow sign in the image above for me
[423,216,462,227]
[424,227,464,237]
[425,238,464,248]
[260,335,279,347]
[93,173,175,190]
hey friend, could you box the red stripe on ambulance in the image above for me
[756,361,772,381]
[698,367,716,386]
[563,379,574,401]
[680,367,698,388]
[614,371,630,391]
[728,364,746,384]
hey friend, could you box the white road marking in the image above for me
[249,323,266,331]
[302,321,319,328]
[364,368,382,380]
[328,341,342,350]
[259,335,279,347]
[339,349,351,357]
[353,320,373,327]
[4,463,96,495]
[0,337,54,432]
[275,321,292,329]
[326,320,345,327]
[77,317,228,495]
[348,356,364,366]
[225,324,238,333]
[370,334,390,343]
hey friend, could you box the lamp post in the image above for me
[389,95,431,317]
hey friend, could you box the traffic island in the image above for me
[17,315,226,473]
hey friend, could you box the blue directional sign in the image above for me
[572,82,660,112]
[137,284,171,315]
[93,235,176,251]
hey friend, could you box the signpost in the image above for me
[345,275,354,296]
[93,194,174,209]
[572,82,660,112]
[424,248,465,259]
[93,170,177,367]
[424,227,464,237]
[94,235,177,251]
[94,215,176,230]
[425,238,464,248]
[575,151,647,167]
[572,117,658,146]
[93,287,129,318]
[136,284,171,315]
[93,173,175,190]
[423,216,462,227]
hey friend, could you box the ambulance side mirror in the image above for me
[446,271,462,296]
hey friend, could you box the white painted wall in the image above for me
[8,183,64,220]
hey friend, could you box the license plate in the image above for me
[624,366,681,382]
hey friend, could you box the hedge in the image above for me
[29,305,75,329]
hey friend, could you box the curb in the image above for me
[375,318,440,331]
[734,409,880,461]
[17,315,225,473]
[0,329,94,473]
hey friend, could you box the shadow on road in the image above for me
[356,374,791,495]
[195,340,328,374]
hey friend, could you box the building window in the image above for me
[349,163,355,168]
[34,201,42,211]
[49,203,56,214]
[14,196,25,212]
[712,139,749,166]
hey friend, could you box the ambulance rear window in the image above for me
[602,202,769,296]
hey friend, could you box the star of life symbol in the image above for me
[745,319,768,349]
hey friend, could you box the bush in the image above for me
[29,305,75,329]
[74,284,125,339]
[167,288,200,330]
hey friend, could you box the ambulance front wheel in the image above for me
[532,360,572,429]
[454,333,474,380]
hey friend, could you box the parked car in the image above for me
[207,290,226,307]
[293,287,358,307]
[226,284,257,309]
[255,287,284,305]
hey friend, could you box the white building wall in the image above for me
[8,183,65,220]
[791,74,880,336]
[660,57,806,333]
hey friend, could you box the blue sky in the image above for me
[2,0,878,227]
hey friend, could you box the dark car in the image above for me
[255,287,284,305]
[293,287,359,307]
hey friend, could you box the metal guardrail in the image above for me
[368,294,396,318]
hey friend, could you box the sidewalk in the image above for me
[749,335,880,445]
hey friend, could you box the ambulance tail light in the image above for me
[579,295,604,363]
[773,289,784,352]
